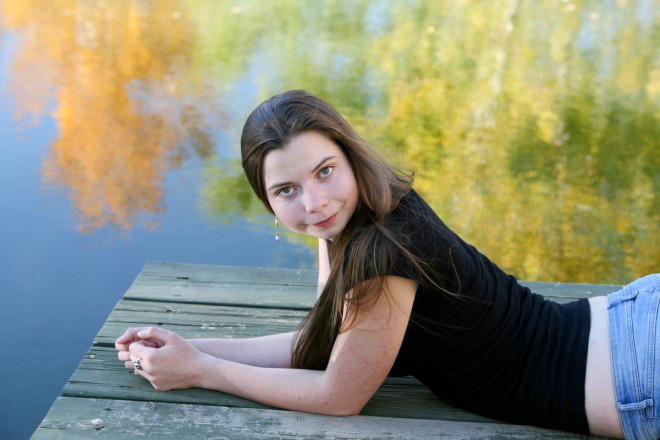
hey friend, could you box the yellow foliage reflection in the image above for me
[198,0,659,284]
[2,0,220,232]
[2,0,658,283]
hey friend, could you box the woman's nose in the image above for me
[302,186,327,213]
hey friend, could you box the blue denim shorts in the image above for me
[608,274,660,439]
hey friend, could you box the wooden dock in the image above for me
[32,261,619,439]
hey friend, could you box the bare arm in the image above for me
[188,332,296,368]
[317,238,330,298]
[117,329,298,369]
[121,276,416,416]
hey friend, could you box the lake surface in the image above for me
[1,1,659,438]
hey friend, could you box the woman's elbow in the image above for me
[335,407,363,417]
[312,377,374,416]
[319,399,367,417]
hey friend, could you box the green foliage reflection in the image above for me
[201,0,659,283]
[2,0,657,283]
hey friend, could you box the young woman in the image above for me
[117,90,659,439]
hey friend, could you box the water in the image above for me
[1,1,659,438]
[0,80,315,438]
[0,81,314,440]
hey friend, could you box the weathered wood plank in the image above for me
[523,281,621,300]
[93,300,305,346]
[139,261,318,286]
[125,262,316,308]
[63,346,496,423]
[126,282,315,309]
[33,397,603,440]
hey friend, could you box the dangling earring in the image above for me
[274,216,280,242]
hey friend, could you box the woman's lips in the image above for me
[314,213,337,228]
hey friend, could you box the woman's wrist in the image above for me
[187,338,221,357]
[190,351,219,389]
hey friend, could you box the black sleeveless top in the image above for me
[368,190,590,433]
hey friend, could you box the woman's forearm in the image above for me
[194,357,362,416]
[188,331,296,368]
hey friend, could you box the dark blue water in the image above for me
[0,40,314,440]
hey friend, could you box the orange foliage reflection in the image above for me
[2,0,221,232]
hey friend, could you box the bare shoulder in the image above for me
[383,276,418,301]
[347,276,417,330]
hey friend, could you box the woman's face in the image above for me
[263,131,359,240]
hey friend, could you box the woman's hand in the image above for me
[115,326,161,351]
[115,326,211,391]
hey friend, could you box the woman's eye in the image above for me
[278,186,294,197]
[319,166,333,178]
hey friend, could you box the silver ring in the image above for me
[133,357,142,371]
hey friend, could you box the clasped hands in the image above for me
[115,326,210,391]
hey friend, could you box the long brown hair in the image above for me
[241,90,416,369]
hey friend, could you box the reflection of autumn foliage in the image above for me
[193,0,659,284]
[368,0,660,284]
[2,0,658,282]
[3,0,220,232]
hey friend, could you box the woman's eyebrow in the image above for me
[311,155,337,173]
[267,156,337,191]
[267,181,294,191]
